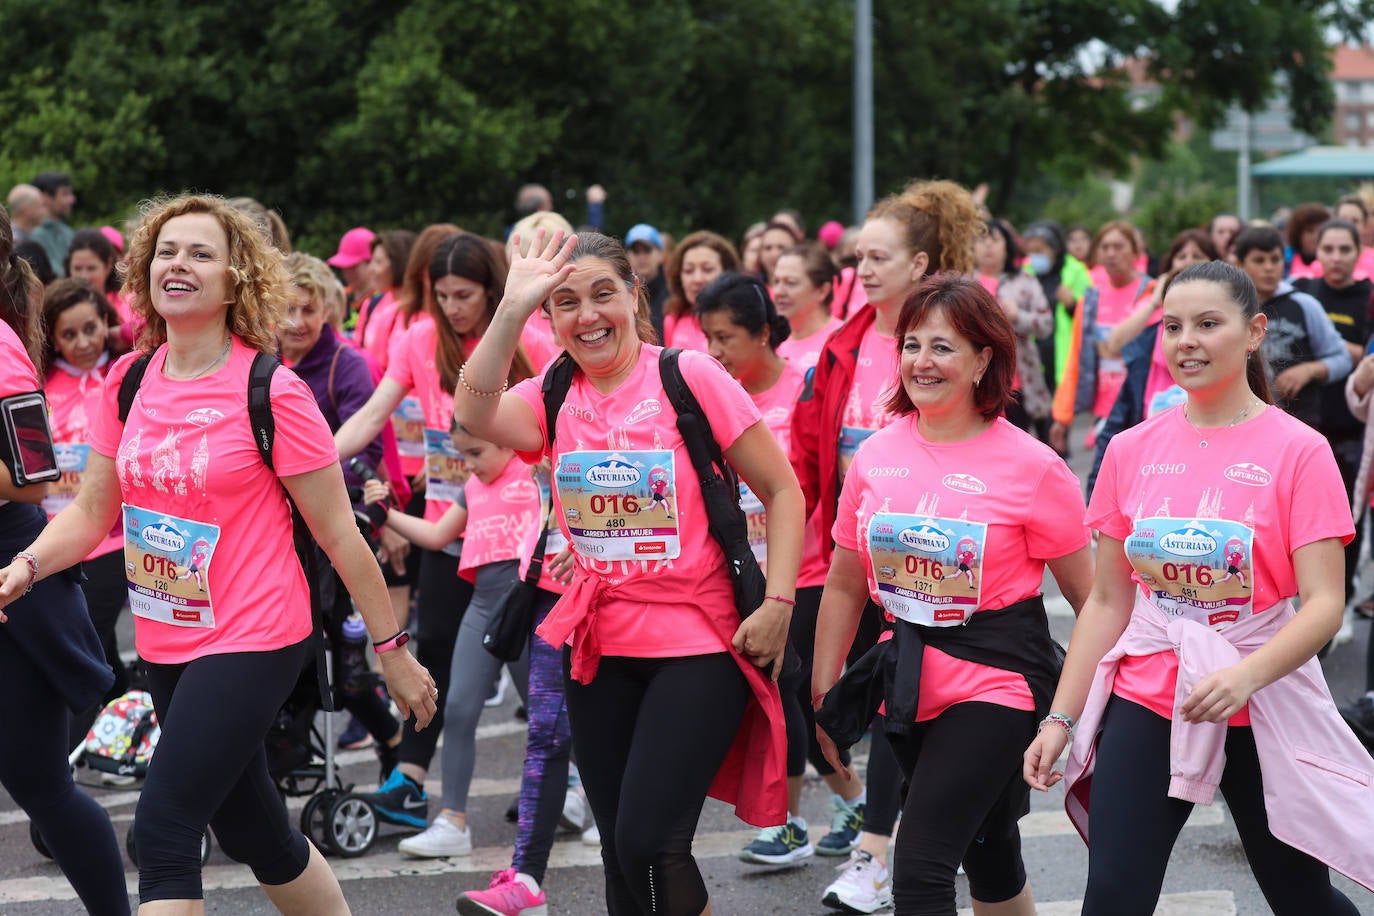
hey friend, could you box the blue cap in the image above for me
[624,223,663,250]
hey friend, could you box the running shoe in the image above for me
[816,794,865,856]
[559,788,586,832]
[398,812,471,858]
[456,869,547,916]
[337,715,374,750]
[363,769,429,829]
[485,669,510,708]
[581,821,601,847]
[822,850,892,914]
[738,820,813,865]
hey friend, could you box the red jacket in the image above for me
[789,304,877,566]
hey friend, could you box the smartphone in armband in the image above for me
[0,392,60,486]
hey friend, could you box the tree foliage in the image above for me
[0,0,1369,251]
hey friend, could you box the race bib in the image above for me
[555,450,680,561]
[392,396,426,459]
[122,505,220,628]
[42,442,89,517]
[838,426,877,484]
[424,427,469,503]
[1146,384,1187,418]
[739,481,767,565]
[1125,516,1255,628]
[867,512,987,626]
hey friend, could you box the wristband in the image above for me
[766,594,796,607]
[1037,711,1075,741]
[373,630,410,653]
[14,550,37,594]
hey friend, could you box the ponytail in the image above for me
[1247,349,1274,405]
[0,207,44,367]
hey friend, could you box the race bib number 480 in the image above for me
[122,505,220,628]
[555,450,680,561]
[1125,516,1254,629]
[868,512,987,626]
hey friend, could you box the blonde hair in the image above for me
[283,252,347,328]
[508,212,575,259]
[865,179,982,275]
[123,194,289,353]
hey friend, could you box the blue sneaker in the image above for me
[363,769,429,828]
[816,794,864,857]
[738,819,813,865]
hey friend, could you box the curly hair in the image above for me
[866,179,982,275]
[122,194,289,353]
[664,230,740,319]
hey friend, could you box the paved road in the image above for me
[6,430,1374,914]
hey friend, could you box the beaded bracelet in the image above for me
[457,365,508,399]
[765,594,796,607]
[14,550,38,594]
[1037,711,1075,740]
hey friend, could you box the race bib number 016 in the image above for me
[122,505,220,628]
[555,450,680,561]
[868,512,987,626]
[1125,516,1255,629]
[424,427,469,504]
[392,397,426,459]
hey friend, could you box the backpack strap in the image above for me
[247,351,280,470]
[326,346,344,417]
[540,351,577,451]
[658,347,735,486]
[117,352,154,423]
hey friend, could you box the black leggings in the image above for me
[398,546,470,771]
[566,651,749,915]
[0,595,128,914]
[1084,696,1359,916]
[890,702,1037,914]
[69,549,132,748]
[135,639,313,902]
[782,586,849,777]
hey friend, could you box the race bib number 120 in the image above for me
[122,505,220,628]
[555,450,680,561]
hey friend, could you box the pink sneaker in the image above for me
[456,869,548,916]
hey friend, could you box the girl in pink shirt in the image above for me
[663,231,739,353]
[4,195,438,910]
[455,230,804,916]
[1026,260,1365,915]
[40,280,130,719]
[354,230,415,372]
[698,270,869,864]
[816,276,1093,915]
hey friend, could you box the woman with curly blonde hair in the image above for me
[0,194,438,913]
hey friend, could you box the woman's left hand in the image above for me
[378,650,439,730]
[547,547,575,585]
[731,598,791,681]
[1180,664,1259,723]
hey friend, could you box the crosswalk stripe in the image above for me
[958,891,1236,916]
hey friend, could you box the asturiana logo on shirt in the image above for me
[899,525,949,552]
[1158,526,1217,558]
[585,457,642,488]
[623,399,662,425]
[141,523,186,553]
[941,473,987,495]
[185,407,225,427]
[1224,463,1272,487]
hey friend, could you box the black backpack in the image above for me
[117,350,333,709]
[541,348,792,674]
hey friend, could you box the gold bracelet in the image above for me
[457,365,508,399]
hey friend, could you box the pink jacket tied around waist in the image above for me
[1065,595,1374,892]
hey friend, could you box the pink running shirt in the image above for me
[776,316,842,373]
[1088,405,1354,724]
[743,361,806,569]
[837,324,900,486]
[512,345,761,657]
[386,316,459,523]
[834,415,1089,721]
[459,453,543,578]
[664,312,711,353]
[357,290,400,371]
[0,320,37,394]
[44,362,121,557]
[89,339,338,664]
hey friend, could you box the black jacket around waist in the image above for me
[816,594,1063,754]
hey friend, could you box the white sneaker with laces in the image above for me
[485,668,511,708]
[397,812,472,858]
[560,787,586,831]
[822,849,892,914]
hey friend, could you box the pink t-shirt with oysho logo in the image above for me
[89,339,338,664]
[44,363,122,557]
[459,453,542,578]
[385,316,457,523]
[511,344,761,657]
[664,312,711,354]
[834,415,1088,721]
[777,317,842,373]
[1088,404,1353,724]
[0,320,37,394]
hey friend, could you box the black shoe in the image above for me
[1339,695,1374,750]
[505,796,519,823]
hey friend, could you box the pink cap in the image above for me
[327,227,375,268]
[818,220,844,250]
[100,225,124,254]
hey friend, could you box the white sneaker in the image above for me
[581,821,601,847]
[560,788,586,831]
[822,850,892,913]
[485,669,511,708]
[397,813,472,858]
[101,772,138,787]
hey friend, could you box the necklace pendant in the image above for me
[1198,438,1208,449]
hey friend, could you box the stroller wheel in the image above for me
[326,793,378,858]
[126,823,212,868]
[301,790,341,855]
[30,822,52,859]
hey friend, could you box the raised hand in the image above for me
[502,229,579,317]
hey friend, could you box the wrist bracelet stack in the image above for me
[1037,711,1075,741]
[13,550,37,594]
